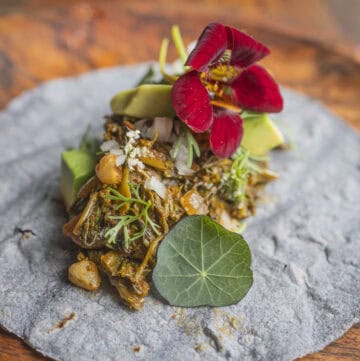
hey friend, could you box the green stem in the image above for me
[190,134,201,157]
[159,38,169,74]
[171,136,181,159]
[106,188,148,207]
[158,38,177,84]
[171,25,187,65]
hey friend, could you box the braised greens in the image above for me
[62,103,276,309]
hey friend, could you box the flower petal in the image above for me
[226,26,270,67]
[210,109,243,158]
[171,71,213,133]
[232,65,283,112]
[185,23,227,72]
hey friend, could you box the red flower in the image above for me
[171,22,283,158]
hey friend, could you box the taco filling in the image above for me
[61,23,285,309]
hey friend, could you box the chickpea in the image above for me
[68,259,101,291]
[96,154,122,185]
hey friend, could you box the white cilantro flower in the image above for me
[99,130,144,171]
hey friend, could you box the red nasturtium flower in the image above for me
[171,22,283,158]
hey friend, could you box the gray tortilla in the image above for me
[0,64,359,361]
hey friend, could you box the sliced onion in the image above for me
[144,176,167,199]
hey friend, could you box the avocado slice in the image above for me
[111,84,175,118]
[241,113,284,156]
[60,149,97,210]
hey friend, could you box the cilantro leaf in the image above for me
[152,216,253,307]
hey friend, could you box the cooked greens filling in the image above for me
[62,115,280,309]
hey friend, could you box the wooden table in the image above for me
[0,1,359,360]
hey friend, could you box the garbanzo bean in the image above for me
[96,154,122,185]
[68,259,101,291]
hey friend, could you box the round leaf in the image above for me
[152,216,253,307]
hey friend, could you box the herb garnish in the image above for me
[221,147,273,207]
[105,184,160,249]
[222,147,251,206]
[153,215,253,307]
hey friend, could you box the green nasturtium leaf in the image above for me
[152,216,253,307]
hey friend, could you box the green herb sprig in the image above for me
[105,184,160,249]
[222,148,251,206]
[222,147,270,206]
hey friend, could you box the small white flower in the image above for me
[128,158,144,171]
[132,147,142,157]
[126,129,141,140]
[124,143,132,154]
[101,130,146,171]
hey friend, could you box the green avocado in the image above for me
[241,113,284,155]
[60,149,97,210]
[111,84,176,119]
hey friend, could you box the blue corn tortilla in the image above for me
[0,64,359,361]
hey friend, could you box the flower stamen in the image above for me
[209,64,240,82]
[210,100,241,113]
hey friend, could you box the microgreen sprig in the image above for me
[105,184,161,249]
[224,148,251,205]
[170,136,182,160]
[171,25,188,66]
[159,25,189,83]
[222,147,271,206]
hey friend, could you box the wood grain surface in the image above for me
[0,1,359,360]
